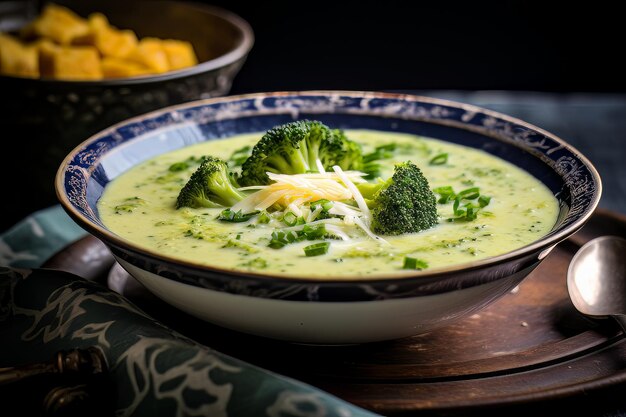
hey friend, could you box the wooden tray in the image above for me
[44,209,626,416]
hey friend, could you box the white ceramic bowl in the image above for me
[56,91,601,343]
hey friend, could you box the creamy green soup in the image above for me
[98,130,559,278]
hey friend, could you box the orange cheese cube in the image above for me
[96,29,138,59]
[101,57,151,78]
[39,45,102,80]
[127,38,169,73]
[162,39,198,70]
[0,33,39,78]
[87,12,110,33]
[20,4,89,45]
[73,13,138,59]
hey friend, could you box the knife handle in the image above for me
[0,347,113,416]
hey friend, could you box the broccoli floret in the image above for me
[176,156,246,209]
[239,120,362,185]
[362,161,438,235]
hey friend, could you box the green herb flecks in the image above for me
[310,199,334,213]
[227,145,252,168]
[168,161,190,172]
[402,257,429,270]
[268,224,327,249]
[361,143,398,179]
[257,210,272,224]
[281,211,298,226]
[429,153,448,166]
[218,209,259,223]
[304,242,330,257]
[239,257,268,269]
[222,239,259,254]
[114,197,146,214]
[433,186,492,222]
[432,186,455,204]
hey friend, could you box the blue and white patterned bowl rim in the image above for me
[56,91,602,287]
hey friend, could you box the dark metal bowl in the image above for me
[0,0,253,231]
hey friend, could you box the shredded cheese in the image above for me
[315,158,326,173]
[331,166,372,224]
[232,170,364,213]
[231,167,385,243]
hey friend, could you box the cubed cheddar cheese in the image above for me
[73,13,138,59]
[162,39,198,70]
[0,33,39,78]
[127,38,169,73]
[88,12,110,33]
[101,57,151,78]
[96,29,138,59]
[20,4,89,45]
[1,4,199,79]
[37,38,61,77]
[40,44,103,80]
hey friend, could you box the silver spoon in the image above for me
[567,235,626,332]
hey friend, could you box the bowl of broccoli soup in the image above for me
[56,91,601,343]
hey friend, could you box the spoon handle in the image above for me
[613,315,626,334]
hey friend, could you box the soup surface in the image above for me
[99,130,559,278]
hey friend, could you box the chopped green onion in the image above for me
[478,195,491,207]
[228,145,252,167]
[286,230,300,242]
[361,162,382,179]
[437,186,491,222]
[452,198,462,215]
[456,187,480,200]
[239,257,268,269]
[268,231,288,248]
[302,224,327,239]
[268,230,301,248]
[218,209,258,222]
[403,257,428,270]
[258,211,271,224]
[363,143,396,163]
[304,242,330,257]
[267,224,327,249]
[429,153,448,166]
[282,211,298,226]
[433,186,456,204]
[311,199,334,212]
[168,161,189,172]
[465,206,478,221]
[114,196,146,214]
[362,143,398,179]
[433,186,454,195]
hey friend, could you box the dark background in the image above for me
[204,0,624,93]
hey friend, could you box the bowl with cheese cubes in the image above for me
[0,0,253,231]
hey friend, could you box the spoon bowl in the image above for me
[567,235,626,331]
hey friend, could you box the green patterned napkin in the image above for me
[0,206,86,268]
[0,206,379,417]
